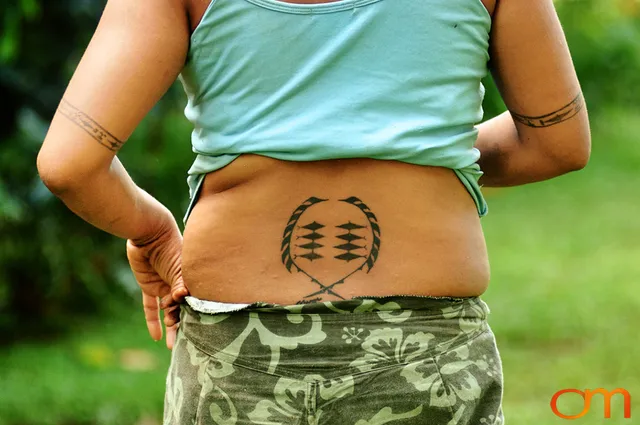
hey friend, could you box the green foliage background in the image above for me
[1,0,639,424]
[0,0,195,339]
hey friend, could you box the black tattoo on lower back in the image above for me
[511,93,584,128]
[297,221,325,261]
[281,196,381,302]
[57,99,124,151]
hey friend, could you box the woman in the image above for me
[38,0,590,423]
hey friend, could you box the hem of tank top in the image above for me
[182,166,488,224]
[185,294,480,315]
[183,173,205,225]
[453,167,488,217]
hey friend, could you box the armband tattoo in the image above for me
[58,99,125,151]
[511,93,584,128]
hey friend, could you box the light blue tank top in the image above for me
[180,0,491,221]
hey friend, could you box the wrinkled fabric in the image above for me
[164,296,504,424]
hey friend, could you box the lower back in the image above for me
[182,154,489,304]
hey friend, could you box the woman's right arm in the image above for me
[476,0,591,187]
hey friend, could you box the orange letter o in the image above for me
[551,389,590,419]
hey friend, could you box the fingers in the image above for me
[159,292,174,310]
[145,295,181,348]
[128,235,187,302]
[171,277,189,303]
[163,303,181,328]
[164,304,181,350]
[127,237,185,348]
[165,323,179,350]
[142,292,163,341]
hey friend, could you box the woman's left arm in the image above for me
[37,0,190,347]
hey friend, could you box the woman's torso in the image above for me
[182,0,496,305]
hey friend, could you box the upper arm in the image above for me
[488,0,591,164]
[38,0,190,181]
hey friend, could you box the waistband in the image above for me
[178,295,491,380]
[185,294,489,317]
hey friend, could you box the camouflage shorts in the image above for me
[164,296,504,425]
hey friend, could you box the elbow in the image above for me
[567,152,590,172]
[37,158,67,197]
[561,134,591,173]
[37,142,112,197]
[37,150,79,196]
[540,132,591,176]
[559,118,593,172]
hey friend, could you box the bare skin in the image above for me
[183,0,497,304]
[38,0,589,345]
[183,157,490,304]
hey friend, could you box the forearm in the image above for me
[43,156,176,244]
[476,110,590,187]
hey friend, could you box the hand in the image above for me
[126,218,189,349]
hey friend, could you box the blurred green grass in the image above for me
[482,108,640,423]
[0,307,170,425]
[1,109,639,424]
